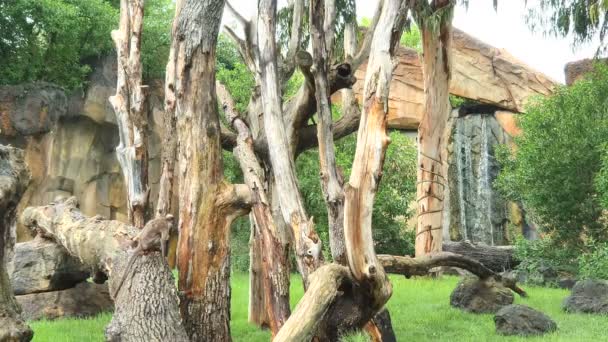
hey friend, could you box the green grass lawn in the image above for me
[29,275,608,341]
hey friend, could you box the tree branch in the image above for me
[351,0,384,70]
[378,253,527,297]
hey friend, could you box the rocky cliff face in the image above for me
[443,111,534,245]
[0,56,164,241]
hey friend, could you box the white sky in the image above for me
[225,0,602,83]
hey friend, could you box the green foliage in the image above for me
[296,120,418,258]
[513,237,579,285]
[496,64,608,250]
[140,0,174,80]
[0,0,173,89]
[0,0,117,89]
[400,23,422,52]
[578,239,608,280]
[525,0,608,48]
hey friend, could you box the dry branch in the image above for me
[378,253,527,297]
[109,0,149,228]
[21,198,188,341]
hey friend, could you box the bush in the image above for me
[513,237,579,286]
[496,63,608,251]
[578,240,608,280]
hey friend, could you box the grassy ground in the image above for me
[29,275,607,341]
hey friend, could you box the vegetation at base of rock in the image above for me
[577,240,608,280]
[28,275,608,342]
[497,63,608,278]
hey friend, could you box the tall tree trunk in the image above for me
[275,1,408,339]
[414,2,454,256]
[109,0,149,229]
[218,83,291,336]
[257,0,323,285]
[0,146,33,342]
[22,198,188,342]
[310,0,346,265]
[171,1,251,340]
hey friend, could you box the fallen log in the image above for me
[442,241,519,272]
[21,197,188,341]
[378,252,527,297]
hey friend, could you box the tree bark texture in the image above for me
[257,0,323,285]
[109,0,149,229]
[0,146,33,342]
[171,1,253,340]
[442,241,519,272]
[218,82,291,336]
[21,198,188,342]
[310,0,346,266]
[414,2,454,256]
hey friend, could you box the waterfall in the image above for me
[447,113,512,246]
[455,119,468,240]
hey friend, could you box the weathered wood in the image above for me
[274,264,351,342]
[442,241,518,272]
[21,198,188,341]
[0,146,33,342]
[310,0,346,265]
[378,252,526,297]
[109,0,149,228]
[171,0,252,340]
[218,82,290,335]
[414,1,454,256]
[257,0,323,285]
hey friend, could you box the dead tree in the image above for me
[0,146,32,342]
[21,198,188,341]
[109,0,150,229]
[413,0,455,256]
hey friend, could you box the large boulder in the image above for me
[494,304,557,336]
[563,279,608,314]
[450,277,514,313]
[16,282,113,321]
[10,237,89,295]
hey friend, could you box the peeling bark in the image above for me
[218,83,290,335]
[414,2,454,256]
[0,146,33,342]
[171,1,240,340]
[310,0,346,265]
[257,0,323,285]
[21,198,188,342]
[109,0,149,228]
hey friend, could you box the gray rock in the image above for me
[563,279,608,314]
[10,237,89,295]
[450,277,514,313]
[16,282,113,321]
[558,277,577,290]
[0,83,67,137]
[495,304,557,336]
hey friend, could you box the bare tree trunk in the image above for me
[170,1,253,340]
[109,0,149,229]
[218,83,291,336]
[155,0,181,219]
[0,146,33,342]
[257,0,323,285]
[275,1,408,339]
[310,0,346,265]
[22,198,188,342]
[414,2,454,256]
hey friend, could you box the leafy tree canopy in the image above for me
[0,0,173,90]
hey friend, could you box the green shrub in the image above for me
[513,237,579,285]
[578,240,608,280]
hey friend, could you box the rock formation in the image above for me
[564,58,608,85]
[563,279,608,314]
[450,276,514,313]
[0,56,166,241]
[337,28,556,130]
